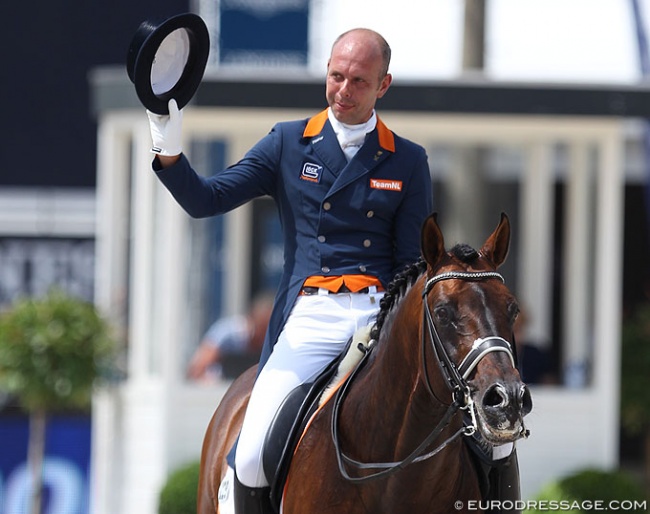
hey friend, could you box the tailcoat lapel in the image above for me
[303,109,397,197]
[308,123,347,177]
[327,133,389,196]
[327,117,396,197]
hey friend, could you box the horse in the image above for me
[198,212,532,514]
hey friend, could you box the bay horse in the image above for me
[198,213,532,514]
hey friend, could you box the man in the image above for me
[186,293,274,382]
[147,28,432,514]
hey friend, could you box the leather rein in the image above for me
[331,270,516,483]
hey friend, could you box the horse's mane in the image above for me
[450,243,479,262]
[369,259,427,341]
[369,243,480,341]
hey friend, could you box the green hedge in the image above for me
[158,460,200,514]
[526,468,646,514]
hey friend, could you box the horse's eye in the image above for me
[434,306,452,326]
[508,302,520,323]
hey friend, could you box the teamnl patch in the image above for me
[370,178,402,191]
[300,162,323,183]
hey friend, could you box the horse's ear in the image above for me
[480,212,511,268]
[421,212,446,269]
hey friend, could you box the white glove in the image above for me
[146,98,183,156]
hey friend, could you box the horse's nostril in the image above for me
[483,383,508,409]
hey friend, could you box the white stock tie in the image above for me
[328,109,377,161]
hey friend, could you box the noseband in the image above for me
[332,269,519,483]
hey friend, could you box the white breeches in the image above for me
[234,290,383,487]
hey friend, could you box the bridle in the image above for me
[421,271,515,403]
[331,269,519,483]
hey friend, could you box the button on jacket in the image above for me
[154,109,433,368]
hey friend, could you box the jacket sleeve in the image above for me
[391,147,433,274]
[153,126,282,218]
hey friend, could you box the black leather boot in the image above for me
[233,473,274,514]
[490,451,521,514]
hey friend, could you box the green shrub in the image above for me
[621,303,650,435]
[159,460,200,514]
[0,290,117,411]
[526,468,646,514]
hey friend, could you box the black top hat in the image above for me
[127,13,210,115]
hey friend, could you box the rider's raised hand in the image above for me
[147,98,183,157]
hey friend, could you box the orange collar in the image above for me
[303,109,395,153]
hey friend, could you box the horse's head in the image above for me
[420,213,532,445]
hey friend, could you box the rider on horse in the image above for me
[147,27,432,513]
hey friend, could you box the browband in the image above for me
[423,271,504,296]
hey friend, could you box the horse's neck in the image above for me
[341,346,477,506]
[349,293,459,451]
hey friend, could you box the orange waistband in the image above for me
[302,274,383,293]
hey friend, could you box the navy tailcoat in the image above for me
[154,109,433,368]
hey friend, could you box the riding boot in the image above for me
[233,473,274,514]
[492,451,521,514]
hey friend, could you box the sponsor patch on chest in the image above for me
[300,162,323,183]
[370,178,403,191]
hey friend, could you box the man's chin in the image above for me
[332,106,357,124]
[338,115,367,125]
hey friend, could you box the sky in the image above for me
[309,0,650,85]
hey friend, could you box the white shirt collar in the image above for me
[327,109,377,160]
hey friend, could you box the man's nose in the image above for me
[339,79,352,97]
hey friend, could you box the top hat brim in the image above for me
[127,13,210,115]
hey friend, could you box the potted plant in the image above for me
[0,290,117,514]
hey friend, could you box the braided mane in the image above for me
[369,258,427,341]
[369,243,480,341]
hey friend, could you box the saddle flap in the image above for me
[262,355,342,511]
[262,382,312,490]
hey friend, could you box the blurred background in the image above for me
[1,0,650,512]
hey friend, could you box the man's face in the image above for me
[326,34,392,125]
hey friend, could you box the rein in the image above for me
[331,269,516,483]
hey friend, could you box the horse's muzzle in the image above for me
[476,381,532,443]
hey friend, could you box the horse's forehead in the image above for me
[429,271,514,336]
[445,284,507,311]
